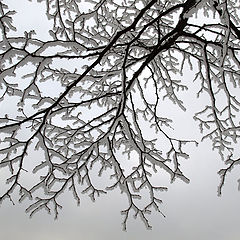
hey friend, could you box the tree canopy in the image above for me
[0,0,240,229]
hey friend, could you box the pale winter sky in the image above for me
[1,1,240,240]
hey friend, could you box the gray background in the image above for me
[1,1,240,239]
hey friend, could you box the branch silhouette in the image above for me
[0,0,240,229]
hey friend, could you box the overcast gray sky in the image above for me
[1,1,240,240]
[1,139,240,240]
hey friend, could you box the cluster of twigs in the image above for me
[0,0,240,229]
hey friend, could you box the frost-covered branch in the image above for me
[0,0,240,229]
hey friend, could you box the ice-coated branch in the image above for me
[0,0,240,228]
